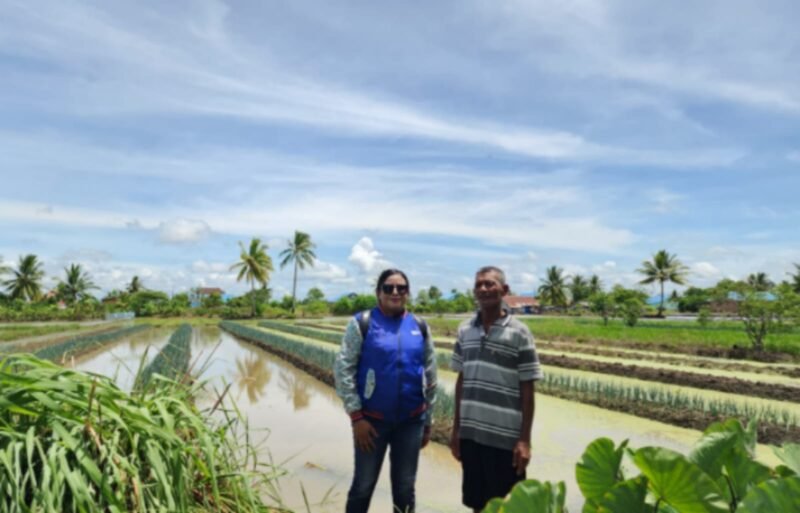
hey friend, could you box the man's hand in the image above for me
[421,426,431,448]
[512,440,531,475]
[450,430,461,461]
[352,419,377,452]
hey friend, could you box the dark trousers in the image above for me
[460,438,525,511]
[346,417,424,513]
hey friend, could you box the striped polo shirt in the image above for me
[451,310,542,451]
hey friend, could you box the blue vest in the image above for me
[355,307,427,423]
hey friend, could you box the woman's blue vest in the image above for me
[355,307,427,423]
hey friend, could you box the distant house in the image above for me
[710,291,776,314]
[190,287,225,308]
[504,296,541,314]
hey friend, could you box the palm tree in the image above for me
[568,274,590,306]
[61,264,98,304]
[128,275,144,294]
[0,257,10,277]
[588,274,603,296]
[231,238,273,317]
[637,249,689,317]
[538,266,568,309]
[3,254,45,302]
[279,231,316,313]
[746,272,774,292]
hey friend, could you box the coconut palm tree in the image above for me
[637,249,689,317]
[588,274,603,295]
[3,254,45,302]
[746,272,774,292]
[61,264,98,304]
[568,274,590,306]
[231,238,273,317]
[127,275,144,294]
[538,266,568,310]
[279,230,316,313]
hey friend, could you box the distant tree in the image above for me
[60,264,98,304]
[538,266,568,309]
[127,275,144,294]
[3,254,45,302]
[710,278,749,301]
[746,272,774,292]
[416,288,430,306]
[568,275,590,306]
[230,238,273,317]
[428,286,442,301]
[332,296,353,316]
[280,295,295,311]
[637,249,689,317]
[791,263,800,294]
[589,292,614,325]
[588,275,603,295]
[352,294,377,312]
[128,290,169,317]
[279,230,316,313]
[305,287,326,303]
[677,287,712,313]
[202,291,224,309]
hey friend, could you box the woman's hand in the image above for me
[353,419,378,452]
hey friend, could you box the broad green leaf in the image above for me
[724,450,773,502]
[737,476,800,513]
[689,431,738,480]
[597,476,649,513]
[704,419,756,457]
[576,438,628,502]
[480,480,566,513]
[773,443,800,476]
[633,447,728,513]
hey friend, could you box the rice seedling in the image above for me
[225,322,337,371]
[258,321,343,345]
[22,325,151,362]
[135,323,193,389]
[0,354,285,512]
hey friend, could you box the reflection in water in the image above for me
[195,325,223,349]
[278,369,311,411]
[234,353,272,404]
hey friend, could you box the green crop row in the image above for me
[258,320,343,345]
[136,323,193,389]
[19,325,151,362]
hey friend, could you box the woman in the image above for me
[334,268,438,513]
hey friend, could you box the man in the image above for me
[450,266,542,512]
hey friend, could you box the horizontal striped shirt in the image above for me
[451,311,542,450]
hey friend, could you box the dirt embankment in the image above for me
[540,353,800,403]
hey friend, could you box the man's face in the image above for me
[473,271,508,310]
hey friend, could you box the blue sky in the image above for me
[1,0,799,299]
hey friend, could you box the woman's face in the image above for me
[377,273,409,315]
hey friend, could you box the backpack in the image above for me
[357,309,430,344]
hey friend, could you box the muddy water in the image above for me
[72,326,783,513]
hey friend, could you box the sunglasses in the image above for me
[380,283,409,295]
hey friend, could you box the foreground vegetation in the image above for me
[487,419,800,512]
[0,354,282,512]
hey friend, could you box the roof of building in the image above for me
[196,287,224,295]
[504,295,540,308]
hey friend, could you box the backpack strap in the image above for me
[357,309,372,340]
[412,314,430,343]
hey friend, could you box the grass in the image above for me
[0,323,87,342]
[135,324,193,389]
[423,316,800,356]
[0,354,284,512]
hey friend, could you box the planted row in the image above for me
[486,419,800,513]
[135,323,193,389]
[258,320,343,345]
[27,324,150,362]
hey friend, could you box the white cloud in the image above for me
[158,218,212,244]
[348,237,392,274]
[191,260,230,273]
[690,262,721,279]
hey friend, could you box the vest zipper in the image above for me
[396,326,402,422]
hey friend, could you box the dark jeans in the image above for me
[346,417,424,513]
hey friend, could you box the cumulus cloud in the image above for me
[348,237,392,274]
[190,260,230,273]
[158,219,212,244]
[691,261,721,279]
[303,260,352,283]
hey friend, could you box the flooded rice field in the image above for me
[72,326,782,512]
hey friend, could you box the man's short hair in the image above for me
[475,266,507,286]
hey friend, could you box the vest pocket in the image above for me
[364,368,376,399]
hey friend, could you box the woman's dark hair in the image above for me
[375,268,410,295]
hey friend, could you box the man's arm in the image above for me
[513,380,534,475]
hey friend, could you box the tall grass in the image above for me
[0,354,283,512]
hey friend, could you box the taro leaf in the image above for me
[689,431,738,480]
[736,476,800,513]
[772,443,800,476]
[576,437,628,505]
[775,465,796,478]
[481,480,567,513]
[596,476,649,513]
[633,447,728,513]
[724,450,773,502]
[703,419,756,457]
